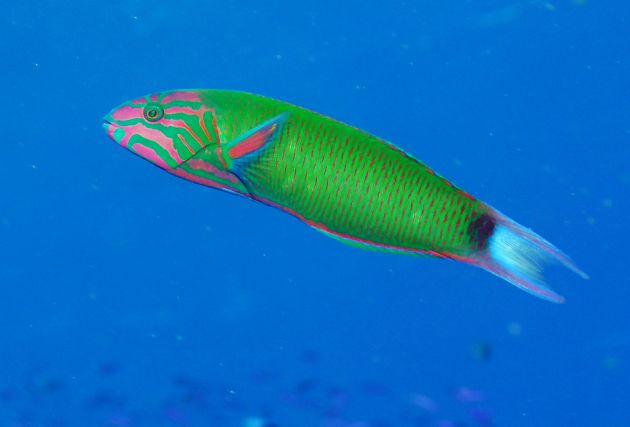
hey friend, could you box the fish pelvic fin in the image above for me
[470,209,588,303]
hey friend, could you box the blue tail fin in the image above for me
[472,210,588,303]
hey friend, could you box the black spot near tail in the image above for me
[469,213,496,250]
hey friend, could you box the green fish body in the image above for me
[104,90,587,302]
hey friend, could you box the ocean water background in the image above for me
[1,0,628,426]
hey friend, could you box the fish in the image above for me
[103,89,588,303]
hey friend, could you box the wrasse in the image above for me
[103,90,587,303]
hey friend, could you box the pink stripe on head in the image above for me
[130,96,148,106]
[132,144,171,170]
[106,124,118,140]
[112,104,143,121]
[162,91,202,104]
[118,123,184,164]
[160,117,208,149]
[167,106,210,116]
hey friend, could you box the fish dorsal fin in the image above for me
[221,113,288,171]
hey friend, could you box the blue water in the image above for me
[1,1,628,426]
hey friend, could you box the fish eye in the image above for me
[144,104,164,122]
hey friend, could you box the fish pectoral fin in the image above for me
[222,113,288,171]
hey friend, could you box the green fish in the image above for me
[103,90,587,303]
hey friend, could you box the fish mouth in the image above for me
[102,113,115,129]
[102,115,123,143]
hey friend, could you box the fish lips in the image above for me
[102,115,124,144]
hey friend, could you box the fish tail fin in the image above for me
[470,209,588,303]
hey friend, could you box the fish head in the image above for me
[103,90,250,196]
[102,91,219,172]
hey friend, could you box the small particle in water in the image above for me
[243,416,277,427]
[410,393,438,412]
[540,2,556,12]
[452,386,484,402]
[471,341,492,362]
[507,322,522,336]
[603,356,620,370]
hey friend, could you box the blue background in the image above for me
[1,0,628,426]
